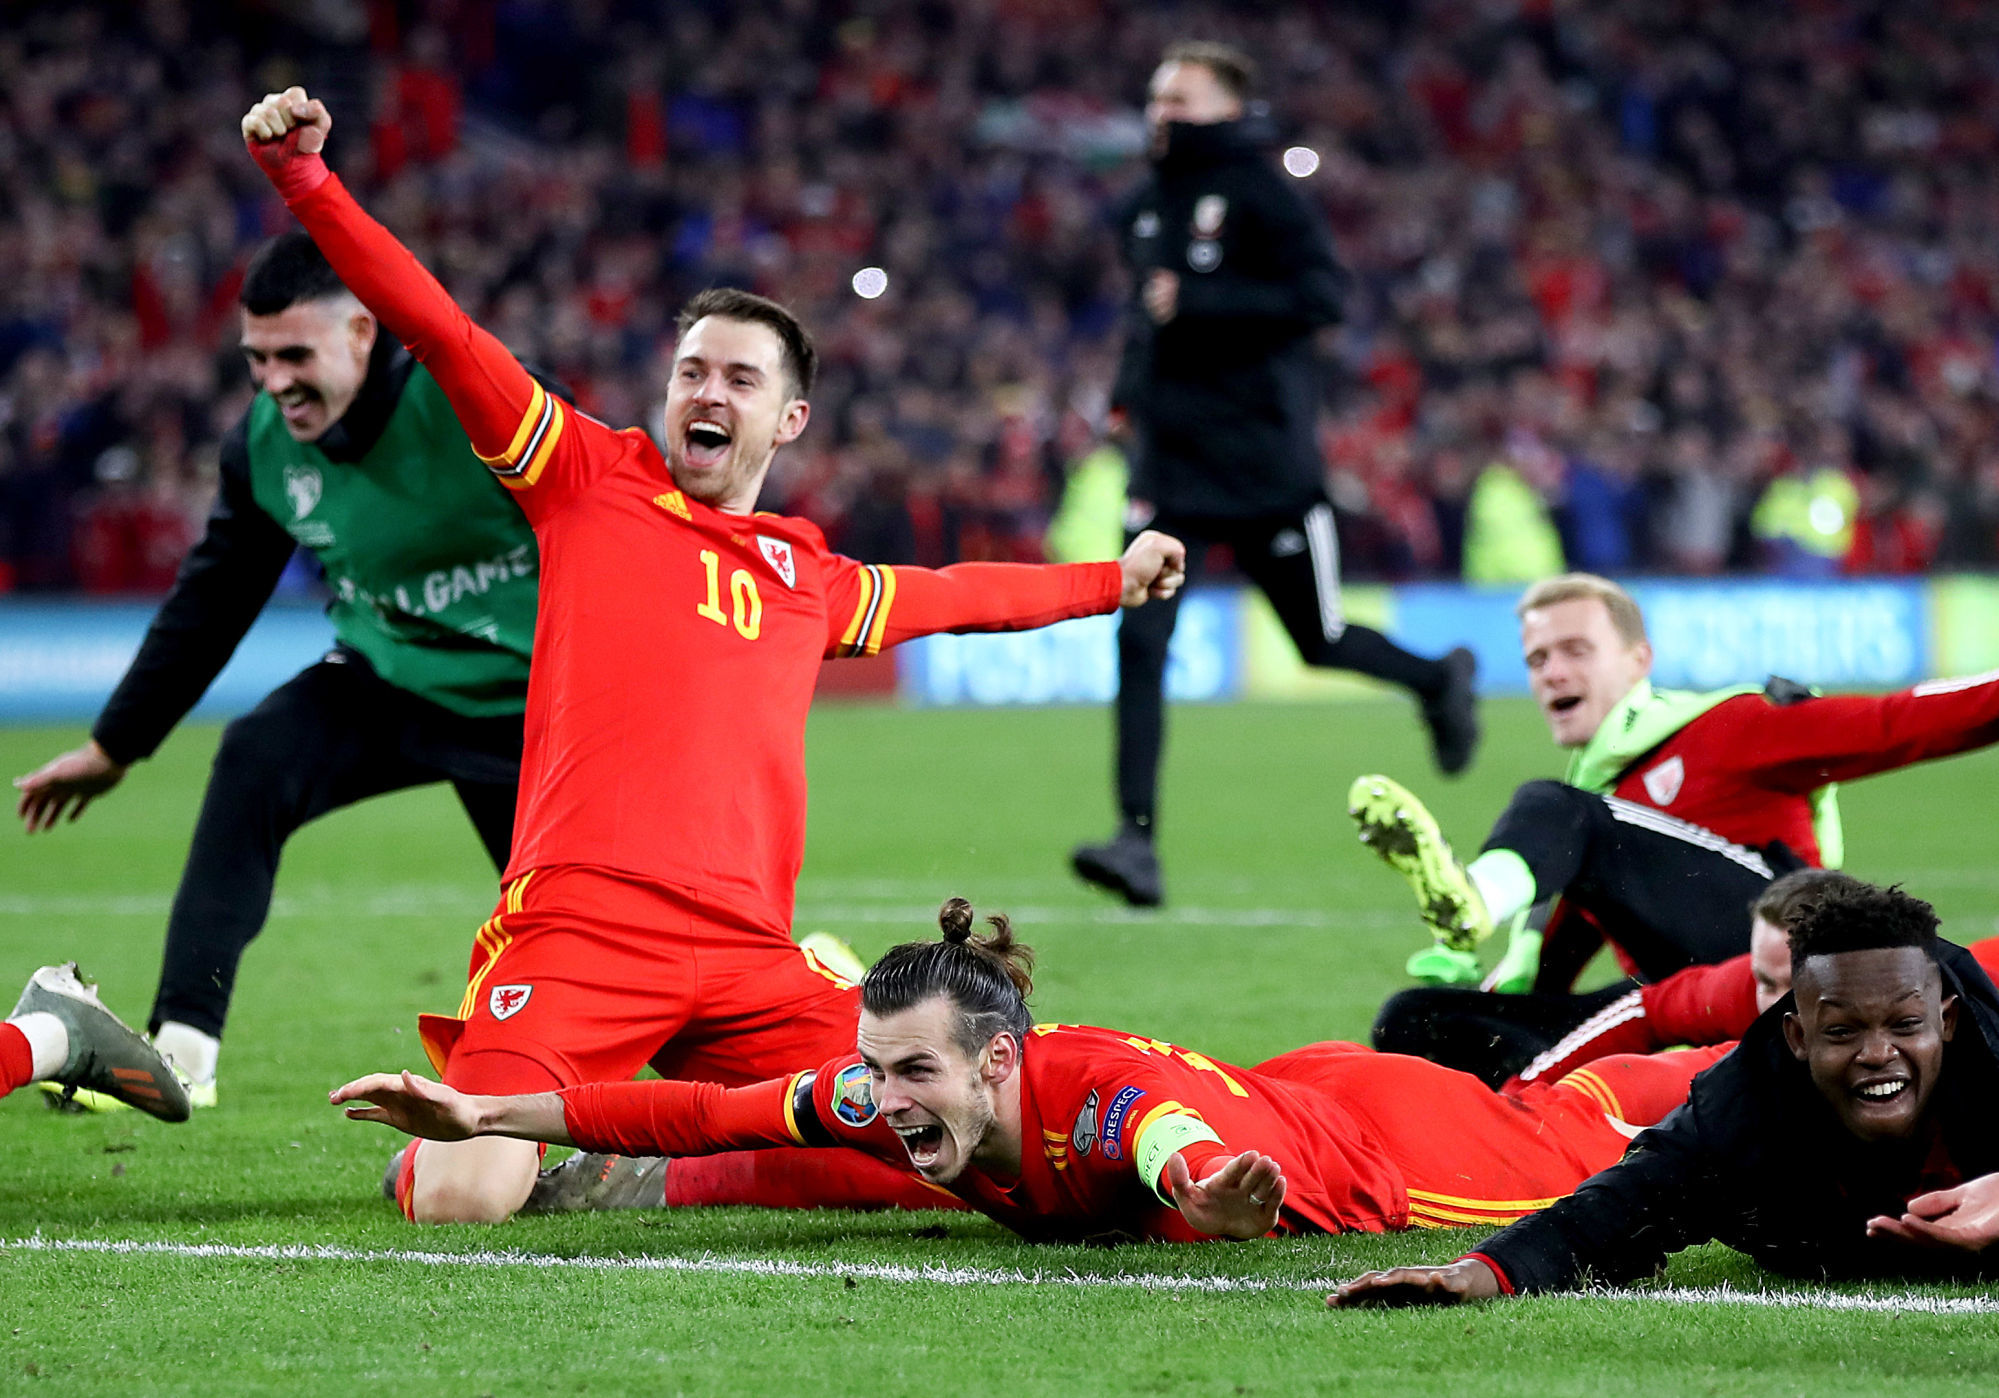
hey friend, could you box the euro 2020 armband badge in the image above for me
[832,1062,879,1127]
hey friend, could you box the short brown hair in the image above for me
[675,287,817,398]
[1161,41,1256,102]
[1751,868,1861,931]
[1516,573,1647,646]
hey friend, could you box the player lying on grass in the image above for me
[1500,868,1999,1093]
[332,899,1723,1242]
[1354,571,1999,1081]
[0,965,190,1121]
[241,88,1187,1225]
[1330,880,1999,1306]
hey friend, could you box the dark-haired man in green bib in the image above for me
[14,233,545,1107]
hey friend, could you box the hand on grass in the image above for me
[1327,1258,1502,1308]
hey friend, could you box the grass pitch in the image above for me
[4,696,1998,1395]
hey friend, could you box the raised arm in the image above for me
[241,89,574,498]
[825,531,1185,657]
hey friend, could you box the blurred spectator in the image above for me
[8,0,1999,592]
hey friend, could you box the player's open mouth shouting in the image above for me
[682,415,733,470]
[892,1117,949,1171]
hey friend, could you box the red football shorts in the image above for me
[418,864,859,1094]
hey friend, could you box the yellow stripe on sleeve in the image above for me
[781,1072,809,1146]
[475,381,547,469]
[862,565,898,654]
[839,565,877,653]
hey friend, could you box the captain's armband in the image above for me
[1135,1111,1223,1206]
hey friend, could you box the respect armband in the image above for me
[1136,1111,1224,1205]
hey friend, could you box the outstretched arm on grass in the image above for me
[332,1071,574,1147]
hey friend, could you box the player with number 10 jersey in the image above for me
[243,85,1187,1223]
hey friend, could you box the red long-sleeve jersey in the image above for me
[1608,678,1999,865]
[560,1025,1699,1242]
[273,167,1121,935]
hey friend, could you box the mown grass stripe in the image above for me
[5,1238,1995,1313]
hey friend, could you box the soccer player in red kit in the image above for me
[332,902,1723,1242]
[241,90,1187,1224]
[1357,572,1999,1086]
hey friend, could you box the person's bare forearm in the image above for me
[469,1091,575,1147]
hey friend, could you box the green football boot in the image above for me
[1348,775,1493,978]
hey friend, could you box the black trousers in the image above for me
[1372,982,1637,1090]
[1371,778,1804,1085]
[148,650,523,1038]
[1113,499,1441,825]
[1487,779,1802,988]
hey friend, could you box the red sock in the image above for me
[1,1022,35,1096]
[663,1146,964,1213]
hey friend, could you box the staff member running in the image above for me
[1071,41,1477,910]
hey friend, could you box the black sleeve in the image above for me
[1171,169,1346,327]
[1473,1093,1733,1293]
[91,418,298,765]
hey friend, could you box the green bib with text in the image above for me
[246,368,537,716]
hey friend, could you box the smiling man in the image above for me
[1331,881,1999,1307]
[14,232,547,1107]
[331,899,1724,1244]
[239,87,1189,1225]
[1348,571,1999,1083]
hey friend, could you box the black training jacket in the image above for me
[1477,940,1999,1289]
[1110,116,1347,521]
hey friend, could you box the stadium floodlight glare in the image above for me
[1282,146,1321,178]
[852,267,889,299]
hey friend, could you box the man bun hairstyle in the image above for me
[861,898,1035,1054]
[1751,867,1863,931]
[1787,881,1940,968]
[1516,572,1648,647]
[1163,40,1256,101]
[676,286,818,399]
[240,232,353,315]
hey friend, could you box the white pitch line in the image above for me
[5,1238,1996,1314]
[0,892,1395,932]
[2,1237,1316,1294]
[1605,1284,1999,1316]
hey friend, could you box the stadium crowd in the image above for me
[5,0,1999,593]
